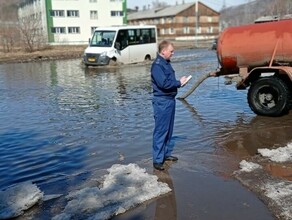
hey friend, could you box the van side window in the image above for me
[115,30,128,50]
[128,29,136,45]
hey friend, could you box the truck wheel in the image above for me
[247,77,290,116]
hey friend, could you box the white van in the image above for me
[83,25,158,66]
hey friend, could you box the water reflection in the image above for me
[176,71,292,158]
[153,168,177,220]
[215,114,292,157]
[263,163,292,181]
[178,94,292,180]
[50,62,58,86]
[178,98,204,126]
[0,60,155,191]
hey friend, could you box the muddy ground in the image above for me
[234,156,292,220]
[0,45,87,64]
[0,41,201,65]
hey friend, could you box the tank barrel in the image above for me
[217,19,292,74]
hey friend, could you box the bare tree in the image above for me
[221,0,292,28]
[152,0,168,8]
[280,0,292,15]
[0,3,19,52]
[0,24,19,52]
[267,0,292,17]
[18,13,47,52]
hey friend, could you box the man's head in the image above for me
[158,40,174,61]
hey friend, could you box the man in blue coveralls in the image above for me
[151,40,188,171]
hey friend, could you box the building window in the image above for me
[111,11,123,17]
[169,28,174,34]
[91,26,98,34]
[37,12,42,20]
[50,10,65,17]
[68,27,80,34]
[168,17,174,23]
[51,27,66,34]
[160,29,165,35]
[90,0,97,2]
[208,16,213,22]
[196,27,201,34]
[90,11,98,19]
[67,10,79,17]
[183,16,189,23]
[208,26,213,33]
[161,18,165,24]
[183,27,190,34]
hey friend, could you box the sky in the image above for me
[127,0,248,12]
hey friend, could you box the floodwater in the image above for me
[0,48,291,219]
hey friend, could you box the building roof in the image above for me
[254,14,292,23]
[128,2,196,20]
[254,15,279,23]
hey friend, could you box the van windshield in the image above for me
[90,31,116,47]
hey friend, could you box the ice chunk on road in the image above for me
[0,182,43,219]
[262,181,292,219]
[239,160,262,172]
[258,143,292,162]
[53,163,171,220]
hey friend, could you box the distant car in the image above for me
[211,38,218,50]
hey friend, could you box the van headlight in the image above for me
[100,51,107,57]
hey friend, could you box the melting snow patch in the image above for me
[262,182,292,219]
[264,182,292,200]
[0,182,43,219]
[239,160,262,172]
[258,144,292,162]
[53,163,171,220]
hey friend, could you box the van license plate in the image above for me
[88,58,96,62]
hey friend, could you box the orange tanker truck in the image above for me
[180,19,292,117]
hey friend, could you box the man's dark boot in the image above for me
[153,163,164,171]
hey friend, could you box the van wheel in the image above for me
[144,55,151,64]
[247,77,290,116]
[145,55,151,61]
[109,59,117,66]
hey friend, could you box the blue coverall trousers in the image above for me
[152,96,176,164]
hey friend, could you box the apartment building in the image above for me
[18,0,126,45]
[128,1,220,40]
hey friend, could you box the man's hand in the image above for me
[180,76,188,85]
[180,75,192,87]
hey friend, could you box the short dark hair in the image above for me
[158,40,173,53]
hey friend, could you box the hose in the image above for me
[178,71,216,99]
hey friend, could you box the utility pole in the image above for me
[222,0,226,10]
[244,0,251,24]
[195,1,199,47]
[220,0,226,31]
